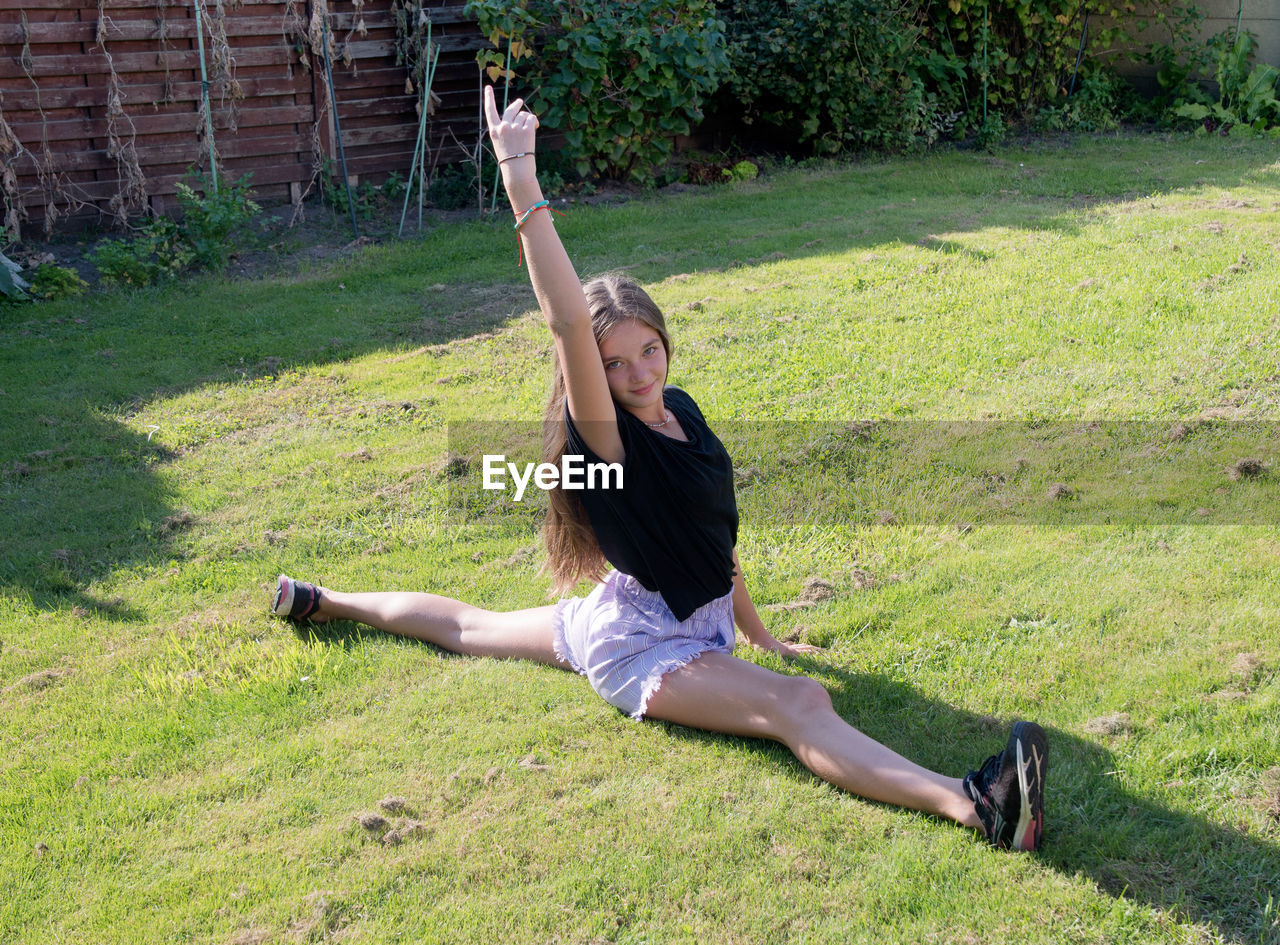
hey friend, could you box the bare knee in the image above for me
[781,675,833,723]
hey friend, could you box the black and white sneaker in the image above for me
[271,574,324,622]
[963,720,1047,851]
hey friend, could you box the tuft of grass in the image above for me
[2,132,1278,944]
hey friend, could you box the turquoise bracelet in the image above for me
[513,199,553,230]
[511,199,564,266]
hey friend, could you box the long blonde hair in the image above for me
[541,274,672,593]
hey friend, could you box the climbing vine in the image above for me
[154,0,176,105]
[392,0,435,92]
[97,0,149,225]
[0,97,27,242]
[201,0,245,133]
[279,0,339,220]
[22,13,88,235]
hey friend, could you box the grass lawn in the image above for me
[2,131,1278,944]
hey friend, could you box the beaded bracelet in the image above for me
[511,199,565,266]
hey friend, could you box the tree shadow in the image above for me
[665,655,1280,944]
[0,263,535,609]
[289,611,1278,941]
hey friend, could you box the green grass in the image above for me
[2,131,1279,944]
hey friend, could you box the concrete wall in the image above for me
[1113,0,1280,92]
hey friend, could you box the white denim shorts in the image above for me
[553,570,735,719]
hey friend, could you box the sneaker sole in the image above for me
[272,574,296,617]
[1009,720,1047,851]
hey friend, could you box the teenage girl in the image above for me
[273,87,1047,851]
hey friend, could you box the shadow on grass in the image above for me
[675,658,1279,944]
[0,264,533,610]
[294,611,1276,942]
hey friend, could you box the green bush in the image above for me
[468,0,727,181]
[90,217,193,288]
[27,262,88,301]
[917,0,1204,136]
[1172,30,1280,133]
[88,170,260,288]
[320,160,408,221]
[712,0,934,154]
[710,0,1200,149]
[1032,70,1122,133]
[424,163,479,211]
[175,171,261,271]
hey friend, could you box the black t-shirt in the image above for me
[565,386,738,621]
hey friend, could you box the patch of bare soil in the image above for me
[1084,713,1133,737]
[3,666,73,694]
[1262,768,1280,822]
[1226,458,1267,481]
[10,179,651,290]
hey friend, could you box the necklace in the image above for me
[644,409,674,429]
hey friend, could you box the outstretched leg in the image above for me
[644,651,981,829]
[302,581,567,668]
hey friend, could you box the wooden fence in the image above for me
[0,0,487,240]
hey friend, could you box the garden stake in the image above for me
[399,19,435,237]
[320,10,359,239]
[475,69,484,214]
[1068,11,1090,96]
[422,40,442,231]
[193,0,218,192]
[982,0,989,125]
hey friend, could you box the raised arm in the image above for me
[484,86,622,464]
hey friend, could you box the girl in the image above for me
[272,87,1047,851]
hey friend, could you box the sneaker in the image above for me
[963,720,1047,851]
[271,574,324,622]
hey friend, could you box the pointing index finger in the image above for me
[483,84,501,129]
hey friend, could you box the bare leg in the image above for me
[644,651,980,828]
[313,586,568,668]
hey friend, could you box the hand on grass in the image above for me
[749,633,823,659]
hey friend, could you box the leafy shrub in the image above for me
[88,170,260,288]
[726,159,758,182]
[469,0,727,181]
[712,0,930,154]
[175,171,261,271]
[1172,30,1280,133]
[685,157,759,185]
[974,113,1007,149]
[90,217,193,288]
[919,0,1204,135]
[426,163,480,211]
[1129,4,1211,113]
[27,263,88,301]
[321,160,408,221]
[1032,70,1122,133]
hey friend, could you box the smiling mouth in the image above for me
[632,382,655,396]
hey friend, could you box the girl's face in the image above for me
[597,318,668,415]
